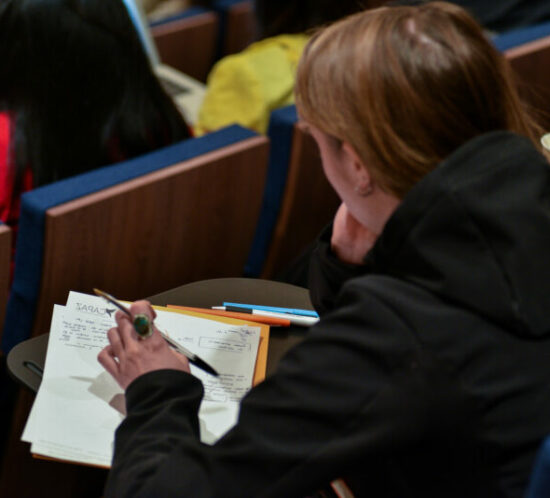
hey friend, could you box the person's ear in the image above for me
[342,142,373,196]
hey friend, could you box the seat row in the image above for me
[151,0,550,133]
[0,111,336,355]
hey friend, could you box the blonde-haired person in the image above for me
[100,3,550,497]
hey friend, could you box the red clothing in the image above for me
[0,112,33,229]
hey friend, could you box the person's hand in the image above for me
[98,300,190,390]
[331,203,379,265]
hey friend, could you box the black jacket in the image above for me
[105,131,550,497]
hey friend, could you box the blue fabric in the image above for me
[525,436,550,498]
[492,20,550,51]
[2,125,256,353]
[244,105,297,277]
[148,6,210,28]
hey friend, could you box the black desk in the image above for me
[8,278,312,392]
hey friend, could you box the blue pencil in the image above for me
[222,302,319,318]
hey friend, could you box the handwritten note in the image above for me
[23,292,261,467]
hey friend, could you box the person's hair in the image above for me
[0,0,190,193]
[252,0,375,40]
[295,1,544,199]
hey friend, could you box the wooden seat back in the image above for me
[261,121,340,279]
[505,34,550,129]
[31,135,268,338]
[151,10,219,82]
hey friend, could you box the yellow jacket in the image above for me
[194,33,309,136]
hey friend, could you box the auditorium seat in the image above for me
[246,105,340,279]
[150,7,219,82]
[1,125,268,353]
[494,21,550,128]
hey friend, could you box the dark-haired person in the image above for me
[0,0,191,236]
[100,3,550,497]
[194,0,373,135]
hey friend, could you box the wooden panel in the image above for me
[30,135,268,339]
[506,35,550,129]
[0,224,11,333]
[0,136,268,497]
[151,11,219,82]
[261,122,340,279]
[223,0,255,56]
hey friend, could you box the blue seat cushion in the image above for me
[2,125,256,352]
[244,105,297,277]
[493,20,550,52]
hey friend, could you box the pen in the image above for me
[167,305,291,327]
[222,302,319,318]
[214,306,319,327]
[93,289,219,377]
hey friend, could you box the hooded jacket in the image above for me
[105,131,550,498]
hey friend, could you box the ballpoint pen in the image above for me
[222,302,319,318]
[93,288,219,377]
[213,306,318,327]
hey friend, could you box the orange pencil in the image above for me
[167,305,291,327]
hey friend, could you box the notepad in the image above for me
[22,291,266,468]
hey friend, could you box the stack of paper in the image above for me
[23,291,265,468]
